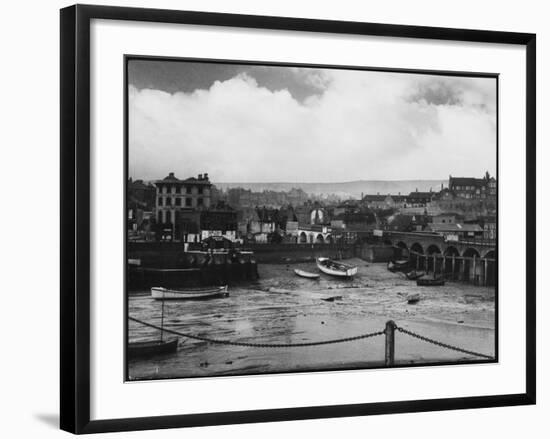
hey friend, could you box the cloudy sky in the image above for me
[128,59,497,183]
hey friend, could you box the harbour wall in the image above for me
[127,242,357,266]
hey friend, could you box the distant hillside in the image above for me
[215,180,447,199]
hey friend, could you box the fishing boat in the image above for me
[406,270,426,280]
[316,257,358,278]
[151,285,229,300]
[294,269,320,279]
[127,339,179,359]
[406,293,421,304]
[416,277,445,286]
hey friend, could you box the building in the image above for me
[154,172,212,226]
[448,171,496,200]
[469,215,497,241]
[406,190,435,207]
[254,207,278,242]
[199,204,238,242]
[431,214,459,225]
[362,194,393,209]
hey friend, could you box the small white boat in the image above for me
[407,293,421,304]
[316,257,358,278]
[294,269,320,279]
[151,285,229,300]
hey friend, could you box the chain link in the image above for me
[129,316,384,348]
[395,325,494,360]
[129,317,494,358]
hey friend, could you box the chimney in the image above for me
[416,188,418,192]
[198,173,203,180]
[204,173,209,180]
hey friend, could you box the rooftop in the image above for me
[156,172,212,185]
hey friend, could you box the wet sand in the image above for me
[128,259,495,380]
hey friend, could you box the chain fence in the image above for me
[394,324,494,360]
[129,316,494,359]
[129,316,384,348]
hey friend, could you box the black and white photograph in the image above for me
[126,58,498,380]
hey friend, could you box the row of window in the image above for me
[159,186,205,195]
[158,197,204,207]
[454,185,480,191]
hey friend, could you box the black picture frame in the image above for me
[60,4,536,434]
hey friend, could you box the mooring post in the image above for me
[385,320,396,366]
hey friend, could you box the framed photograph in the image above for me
[60,4,536,434]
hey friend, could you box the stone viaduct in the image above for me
[382,231,496,286]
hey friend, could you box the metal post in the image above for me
[385,320,396,366]
[416,254,420,270]
[433,254,437,277]
[484,258,488,286]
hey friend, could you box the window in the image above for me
[197,198,203,206]
[166,197,171,206]
[198,187,203,195]
[186,186,192,194]
[175,197,181,206]
[158,196,163,206]
[175,186,180,194]
[185,198,192,207]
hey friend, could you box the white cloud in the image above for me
[129,69,496,182]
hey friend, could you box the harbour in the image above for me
[128,259,495,380]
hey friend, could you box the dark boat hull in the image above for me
[416,278,445,286]
[128,339,178,359]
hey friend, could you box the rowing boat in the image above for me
[416,277,445,286]
[127,339,179,359]
[294,269,320,279]
[151,285,229,300]
[316,257,358,278]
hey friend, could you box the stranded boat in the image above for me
[151,285,229,300]
[129,292,179,358]
[294,269,320,279]
[406,293,421,304]
[406,270,426,280]
[127,339,179,359]
[416,277,445,287]
[316,257,358,278]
